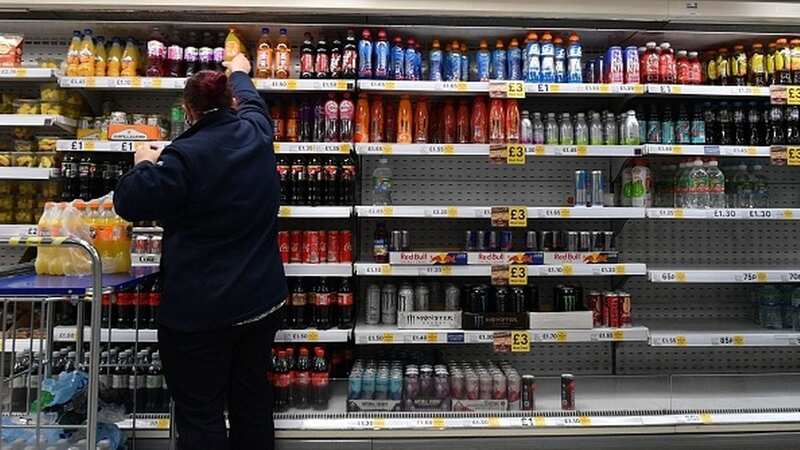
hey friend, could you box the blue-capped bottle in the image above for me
[459,42,469,81]
[477,40,491,81]
[429,39,443,81]
[554,35,566,83]
[447,40,462,81]
[404,37,419,81]
[492,39,507,80]
[540,32,555,83]
[374,29,389,79]
[507,38,522,80]
[358,29,373,79]
[390,35,405,80]
[524,32,541,83]
[567,32,583,83]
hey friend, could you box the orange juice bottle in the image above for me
[414,98,429,143]
[96,200,117,273]
[106,200,131,273]
[255,27,274,79]
[94,36,107,76]
[121,37,139,77]
[34,203,55,275]
[397,96,413,144]
[66,30,82,76]
[106,37,123,77]
[275,28,292,79]
[354,93,370,143]
[78,29,96,77]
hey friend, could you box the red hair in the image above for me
[183,70,233,114]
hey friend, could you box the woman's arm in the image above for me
[227,54,273,137]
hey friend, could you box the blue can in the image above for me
[604,46,624,83]
[460,50,469,81]
[554,42,566,83]
[477,43,491,81]
[623,46,639,83]
[574,170,589,206]
[405,41,419,81]
[492,43,507,80]
[358,29,373,78]
[499,230,513,251]
[524,35,541,82]
[447,43,461,81]
[465,230,478,251]
[429,41,443,81]
[390,37,405,80]
[540,37,555,83]
[374,31,389,79]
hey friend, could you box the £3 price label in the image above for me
[788,146,800,166]
[506,81,525,98]
[509,265,528,285]
[506,144,526,164]
[788,86,800,105]
[508,206,527,227]
[511,331,530,352]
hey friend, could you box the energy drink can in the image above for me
[476,230,487,251]
[552,230,565,251]
[561,374,575,410]
[340,230,353,262]
[584,60,596,83]
[525,231,538,251]
[526,284,539,312]
[302,231,319,263]
[556,285,580,312]
[587,291,604,326]
[397,283,415,312]
[390,230,402,251]
[500,230,514,251]
[326,231,340,263]
[604,231,615,251]
[579,231,591,252]
[277,231,289,263]
[619,291,632,327]
[318,230,328,263]
[290,231,302,263]
[566,231,579,251]
[487,230,499,251]
[465,230,478,251]
[605,46,624,84]
[590,231,604,251]
[521,375,535,410]
[574,169,589,206]
[494,286,510,312]
[414,283,430,311]
[469,285,490,313]
[366,283,381,325]
[539,231,553,251]
[445,283,461,311]
[605,291,620,327]
[510,286,527,313]
[381,283,397,324]
[591,170,605,206]
[401,230,411,251]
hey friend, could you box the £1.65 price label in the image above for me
[511,331,530,352]
[506,144,526,164]
[509,206,527,227]
[509,264,528,285]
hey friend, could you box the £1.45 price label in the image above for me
[509,264,528,285]
[506,144,526,164]
[509,206,527,227]
[511,331,530,352]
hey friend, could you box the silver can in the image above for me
[131,114,148,125]
[146,114,161,127]
[526,230,538,251]
[390,230,402,251]
[397,283,415,312]
[574,170,588,206]
[401,230,411,251]
[381,283,398,324]
[591,231,604,251]
[604,231,615,251]
[366,283,382,325]
[109,111,128,124]
[414,282,430,311]
[591,170,605,206]
[566,231,578,251]
[487,231,498,251]
[476,230,487,251]
[579,231,591,251]
[444,284,461,311]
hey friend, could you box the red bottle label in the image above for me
[337,292,353,306]
[316,292,333,306]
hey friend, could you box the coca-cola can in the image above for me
[326,231,340,263]
[278,231,290,263]
[339,230,353,262]
[318,230,328,263]
[134,235,150,254]
[289,231,303,263]
[150,235,162,255]
[619,291,632,327]
[586,291,603,327]
[302,231,320,263]
[605,291,620,328]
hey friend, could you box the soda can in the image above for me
[509,286,526,313]
[78,116,94,129]
[591,170,605,207]
[521,375,535,410]
[390,230,403,251]
[539,230,553,251]
[366,283,381,325]
[587,291,604,326]
[606,292,621,327]
[526,284,539,312]
[566,231,578,251]
[469,285,490,313]
[487,231,499,251]
[561,374,575,410]
[506,370,521,403]
[492,371,507,400]
[444,283,461,311]
[574,169,589,206]
[340,230,353,262]
[302,231,320,263]
[318,230,328,263]
[326,231,340,263]
[381,283,397,324]
[605,46,624,84]
[619,291,632,327]
[552,230,565,251]
[579,231,591,252]
[493,286,510,312]
[133,235,150,254]
[278,231,290,263]
[401,230,411,251]
[289,231,303,263]
[500,230,514,251]
[624,46,640,84]
[132,113,148,125]
[150,235,162,255]
[465,230,477,251]
[525,231,538,251]
[476,230,487,251]
[414,283,430,311]
[604,231,615,251]
[397,283,415,312]
[591,231,605,251]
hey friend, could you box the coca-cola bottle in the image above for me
[313,97,326,142]
[339,155,356,205]
[342,29,358,79]
[329,39,343,79]
[299,100,313,142]
[310,347,330,410]
[300,33,315,79]
[290,278,307,328]
[276,155,291,204]
[324,94,339,142]
[116,286,133,329]
[272,350,291,412]
[315,36,329,79]
[313,278,332,329]
[290,156,307,205]
[148,277,160,329]
[337,278,354,329]
[306,156,322,206]
[145,352,163,413]
[322,157,339,205]
[285,347,296,407]
[145,28,166,77]
[339,93,354,142]
[293,347,311,409]
[101,293,112,329]
[61,153,79,201]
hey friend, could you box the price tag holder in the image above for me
[789,146,800,166]
[511,331,531,352]
[506,144,526,164]
[490,206,527,227]
[788,86,800,105]
[509,264,528,285]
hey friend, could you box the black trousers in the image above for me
[159,311,280,450]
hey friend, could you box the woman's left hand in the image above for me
[134,143,164,165]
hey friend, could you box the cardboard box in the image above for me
[76,128,103,140]
[108,123,162,141]
[397,311,462,329]
[389,251,468,265]
[529,311,593,329]
[347,399,403,412]
[462,312,529,330]
[403,398,452,412]
[452,399,509,412]
[465,251,618,265]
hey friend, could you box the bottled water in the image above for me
[544,112,558,144]
[734,164,754,208]
[532,112,545,144]
[603,112,618,145]
[673,161,689,208]
[622,110,640,145]
[589,112,603,145]
[371,157,393,205]
[704,159,726,208]
[559,112,574,144]
[574,112,589,145]
[751,164,769,207]
[686,158,709,209]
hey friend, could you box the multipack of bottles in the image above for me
[520,109,640,145]
[284,277,354,330]
[98,277,161,330]
[271,94,355,142]
[276,154,356,205]
[270,344,346,412]
[278,230,353,264]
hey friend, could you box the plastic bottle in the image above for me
[505,100,520,143]
[574,112,589,145]
[374,30,389,80]
[427,39,442,81]
[630,160,652,207]
[94,36,107,76]
[489,99,505,144]
[314,278,333,329]
[457,99,470,143]
[477,40,491,81]
[750,43,767,86]
[733,164,752,208]
[105,37,123,77]
[339,93,354,142]
[144,352,163,413]
[78,29,96,77]
[508,38,522,80]
[589,112,603,145]
[299,33,315,79]
[293,347,311,409]
[658,42,675,84]
[372,158,393,205]
[460,42,469,82]
[354,93,370,142]
[733,102,747,145]
[674,104,690,144]
[492,40,507,80]
[444,40,460,82]
[273,351,290,412]
[769,105,785,145]
[520,110,533,144]
[642,42,659,83]
[413,98,429,143]
[373,222,389,263]
[471,97,488,143]
[275,29,292,79]
[787,105,800,145]
[213,31,226,72]
[310,347,330,410]
[751,164,769,207]
[286,102,299,142]
[440,100,455,143]
[305,156,321,206]
[329,38,343,79]
[688,51,702,84]
[524,32,541,83]
[145,28,166,77]
[369,95,384,142]
[255,27,274,79]
[396,96,412,143]
[34,203,55,275]
[315,36,330,79]
[358,29,373,79]
[604,112,618,145]
[691,105,706,144]
[776,38,792,85]
[553,36,566,83]
[660,106,674,144]
[686,158,710,209]
[66,30,82,76]
[558,112,574,145]
[544,112,558,144]
[323,94,339,142]
[704,159,726,208]
[166,38,185,78]
[342,29,358,79]
[119,37,139,77]
[532,111,545,144]
[107,200,131,273]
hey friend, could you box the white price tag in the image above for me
[709,209,737,219]
[781,272,800,282]
[746,209,773,219]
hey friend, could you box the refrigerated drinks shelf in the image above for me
[354,143,642,157]
[0,167,52,180]
[646,208,800,220]
[646,319,800,347]
[355,263,647,277]
[52,325,350,343]
[58,76,355,92]
[0,114,76,131]
[355,206,645,219]
[283,263,353,277]
[648,267,800,283]
[643,144,771,157]
[0,67,54,81]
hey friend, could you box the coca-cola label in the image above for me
[341,164,356,179]
[149,292,161,306]
[339,100,354,120]
[306,164,321,177]
[275,372,291,388]
[311,372,329,386]
[147,40,166,58]
[316,292,333,306]
[315,54,329,74]
[291,165,306,179]
[291,293,306,306]
[300,53,314,74]
[325,101,339,119]
[338,292,353,306]
[167,45,184,60]
[324,164,338,178]
[295,371,311,385]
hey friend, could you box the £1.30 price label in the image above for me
[506,144,526,164]
[511,331,530,352]
[509,264,528,285]
[509,206,527,227]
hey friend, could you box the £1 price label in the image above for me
[508,206,527,227]
[506,144,526,164]
[511,331,530,352]
[509,264,528,285]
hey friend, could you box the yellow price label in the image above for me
[746,146,757,156]
[278,206,292,217]
[384,81,397,90]
[534,416,546,427]
[534,144,546,156]
[555,330,568,342]
[155,418,170,429]
[373,417,386,429]
[612,329,625,341]
[675,271,687,282]
[487,417,501,427]
[672,145,684,154]
[509,206,527,227]
[273,143,282,152]
[307,330,319,341]
[455,82,467,91]
[83,141,95,151]
[336,80,347,89]
[676,335,688,346]
[382,206,394,217]
[785,209,794,219]
[599,84,610,93]
[674,209,685,219]
[576,145,588,156]
[559,208,571,218]
[447,207,458,218]
[381,144,393,155]
[549,84,560,92]
[85,77,96,87]
[788,146,800,166]
[734,335,745,346]
[511,331,530,352]
[442,144,455,155]
[432,417,445,428]
[286,79,298,90]
[578,416,592,426]
[700,413,713,424]
[506,81,525,98]
[757,272,768,282]
[150,78,162,88]
[131,77,142,87]
[615,265,626,275]
[506,144,526,164]
[426,332,439,343]
[15,68,27,77]
[339,143,350,153]
[788,86,800,105]
[440,266,453,276]
[509,264,528,285]
[382,333,395,343]
[634,85,645,94]
[672,85,682,94]
[381,265,393,275]
[562,264,574,275]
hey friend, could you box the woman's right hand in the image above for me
[224,53,251,75]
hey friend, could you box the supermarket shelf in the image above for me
[254,78,354,91]
[527,144,642,157]
[58,76,186,90]
[643,144,770,157]
[646,208,800,220]
[132,226,163,233]
[275,328,351,343]
[525,83,645,95]
[278,206,352,218]
[0,114,76,131]
[647,319,800,347]
[0,224,37,236]
[357,79,489,94]
[0,338,47,354]
[53,326,158,343]
[274,142,353,154]
[0,267,158,296]
[354,143,641,157]
[56,140,169,152]
[355,205,645,219]
[648,267,800,283]
[0,67,54,81]
[0,167,52,180]
[131,253,160,267]
[284,263,353,277]
[355,263,646,277]
[644,84,770,97]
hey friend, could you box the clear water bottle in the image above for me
[734,164,753,208]
[544,112,559,144]
[372,157,393,205]
[686,158,709,209]
[622,110,640,145]
[574,112,588,145]
[603,111,618,145]
[559,112,573,144]
[520,110,533,144]
[532,112,545,144]
[705,159,726,208]
[673,161,688,208]
[589,112,603,145]
[751,164,769,207]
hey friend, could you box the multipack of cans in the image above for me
[465,229,616,252]
[279,229,353,264]
[586,291,633,328]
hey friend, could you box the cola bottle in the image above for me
[112,351,131,412]
[290,278,307,329]
[299,100,313,142]
[116,286,133,329]
[310,347,330,410]
[129,351,147,412]
[300,33,315,79]
[313,278,333,330]
[276,155,291,203]
[324,94,339,142]
[101,161,115,195]
[273,350,291,412]
[770,105,786,145]
[134,282,148,329]
[339,93,354,141]
[306,156,323,206]
[148,277,160,329]
[290,156,307,205]
[184,32,199,77]
[337,278,354,329]
[342,29,358,79]
[166,40,185,77]
[101,293,112,329]
[313,97,326,142]
[329,39,343,79]
[315,36,330,79]
[145,352,163,413]
[338,155,356,205]
[322,157,339,206]
[78,155,92,201]
[293,347,311,409]
[717,103,733,145]
[61,153,79,201]
[748,104,764,146]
